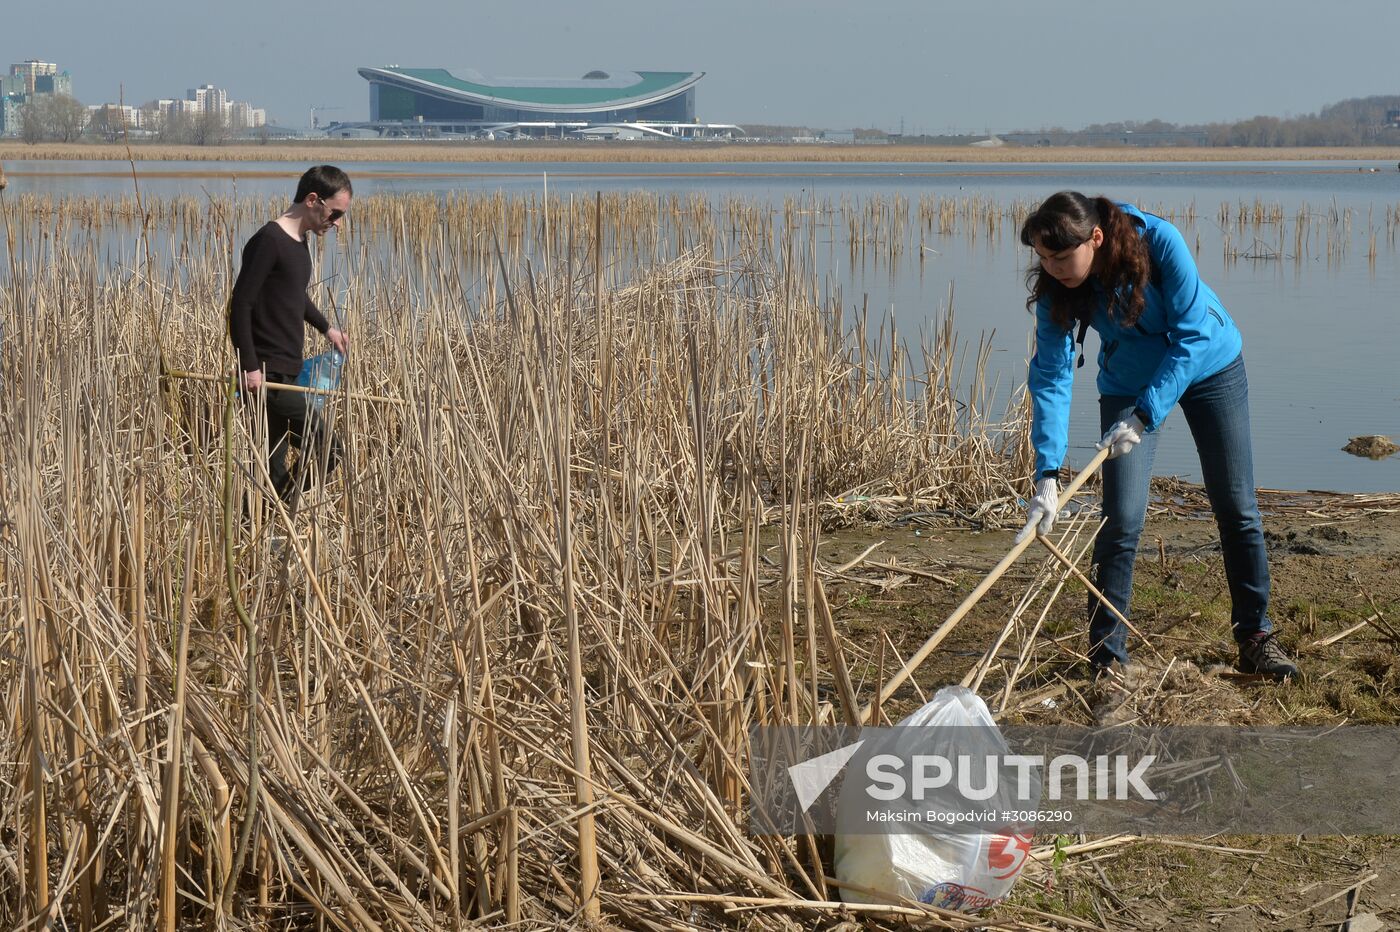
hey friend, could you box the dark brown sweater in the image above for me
[228,221,330,375]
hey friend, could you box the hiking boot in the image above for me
[1237,633,1298,681]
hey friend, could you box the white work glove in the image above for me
[1015,477,1060,544]
[1097,414,1145,460]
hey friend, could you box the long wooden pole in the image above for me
[1033,532,1169,663]
[859,447,1112,724]
[163,369,405,406]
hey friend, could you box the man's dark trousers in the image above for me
[262,370,342,503]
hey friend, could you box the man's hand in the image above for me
[242,369,264,393]
[1097,414,1145,460]
[327,327,348,354]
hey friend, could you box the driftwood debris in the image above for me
[1343,435,1399,459]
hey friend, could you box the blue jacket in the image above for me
[1028,204,1242,477]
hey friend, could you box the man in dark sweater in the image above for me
[228,164,351,503]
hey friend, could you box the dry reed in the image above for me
[0,190,1048,929]
[9,186,1389,928]
[6,142,1400,164]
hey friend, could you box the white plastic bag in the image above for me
[835,686,1032,911]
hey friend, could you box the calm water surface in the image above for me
[5,159,1398,492]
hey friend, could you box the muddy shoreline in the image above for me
[810,487,1400,928]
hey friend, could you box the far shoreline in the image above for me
[3,141,1400,165]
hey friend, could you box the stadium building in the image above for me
[339,66,740,139]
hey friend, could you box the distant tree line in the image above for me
[84,108,233,145]
[145,110,234,146]
[737,124,904,142]
[744,94,1400,147]
[18,94,250,145]
[18,94,89,144]
[1015,95,1400,147]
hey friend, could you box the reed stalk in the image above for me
[0,188,1089,929]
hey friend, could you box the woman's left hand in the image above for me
[1097,414,1145,459]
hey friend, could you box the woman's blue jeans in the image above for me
[1088,354,1272,668]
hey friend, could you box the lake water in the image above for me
[4,158,1398,493]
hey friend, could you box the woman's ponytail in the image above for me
[1092,197,1150,326]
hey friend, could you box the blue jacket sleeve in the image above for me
[1028,297,1075,477]
[1135,223,1215,430]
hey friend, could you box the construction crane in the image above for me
[310,105,342,130]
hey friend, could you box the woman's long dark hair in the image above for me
[1020,192,1150,330]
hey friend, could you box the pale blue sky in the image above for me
[6,0,1395,131]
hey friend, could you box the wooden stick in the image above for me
[859,447,1111,722]
[505,808,520,924]
[21,508,51,925]
[133,472,149,766]
[1145,838,1266,857]
[610,891,952,921]
[1033,532,1169,663]
[1277,871,1377,923]
[862,559,956,585]
[444,696,461,925]
[191,737,231,905]
[829,541,883,574]
[158,533,196,932]
[965,516,1094,693]
[1312,616,1376,648]
[1029,834,1139,861]
[812,578,861,725]
[528,241,602,921]
[164,368,406,406]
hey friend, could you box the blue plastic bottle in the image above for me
[296,350,344,410]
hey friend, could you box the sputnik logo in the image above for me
[786,740,865,813]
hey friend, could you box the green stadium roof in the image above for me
[358,67,702,113]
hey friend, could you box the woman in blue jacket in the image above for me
[1017,191,1296,682]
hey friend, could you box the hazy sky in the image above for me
[6,0,1395,132]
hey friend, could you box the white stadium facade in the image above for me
[332,66,741,140]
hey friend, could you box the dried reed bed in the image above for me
[30,186,1383,300]
[6,142,1400,164]
[0,190,1055,930]
[1215,198,1376,266]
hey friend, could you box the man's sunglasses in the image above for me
[316,195,345,223]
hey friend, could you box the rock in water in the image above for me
[1342,435,1399,459]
